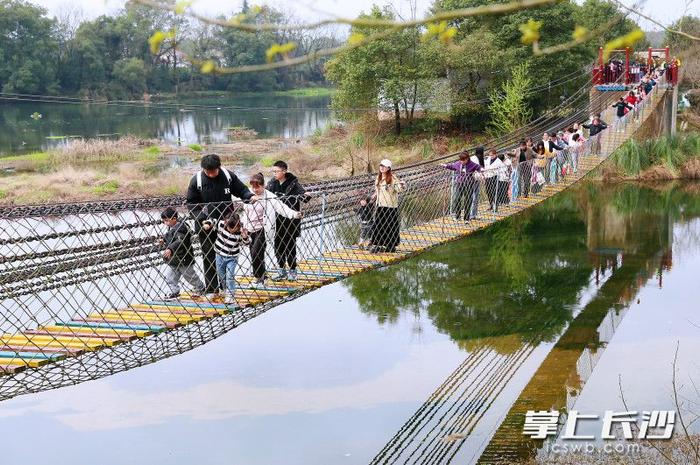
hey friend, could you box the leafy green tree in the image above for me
[488,63,533,136]
[664,15,700,51]
[112,58,148,97]
[574,0,639,47]
[215,16,280,92]
[432,0,619,115]
[326,6,441,135]
[0,0,59,94]
[441,29,511,130]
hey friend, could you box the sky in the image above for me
[27,0,698,32]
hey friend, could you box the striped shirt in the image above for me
[215,221,250,257]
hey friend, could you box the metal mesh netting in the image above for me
[0,74,665,401]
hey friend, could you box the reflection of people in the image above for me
[243,173,302,288]
[371,159,405,253]
[160,207,204,301]
[266,161,309,282]
[186,154,253,298]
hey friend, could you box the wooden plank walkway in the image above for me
[0,86,667,375]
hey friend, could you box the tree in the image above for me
[665,15,700,51]
[0,0,59,94]
[487,63,533,136]
[575,0,639,47]
[432,0,599,118]
[326,6,441,135]
[112,58,148,96]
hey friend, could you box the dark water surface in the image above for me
[1,182,699,464]
[0,94,332,155]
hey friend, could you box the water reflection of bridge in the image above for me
[368,189,674,465]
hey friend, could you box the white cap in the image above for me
[380,158,392,169]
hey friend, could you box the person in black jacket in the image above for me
[266,160,310,281]
[583,115,608,154]
[186,154,254,296]
[611,97,634,132]
[160,207,205,300]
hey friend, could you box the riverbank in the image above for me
[600,131,700,182]
[0,121,472,205]
[3,123,697,206]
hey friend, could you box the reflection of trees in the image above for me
[0,95,332,153]
[345,206,594,349]
[367,183,688,465]
[345,183,698,353]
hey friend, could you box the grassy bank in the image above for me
[0,137,192,205]
[0,119,476,205]
[603,132,700,181]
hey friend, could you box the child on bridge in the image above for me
[213,212,250,305]
[160,207,205,301]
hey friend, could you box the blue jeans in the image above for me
[215,254,239,293]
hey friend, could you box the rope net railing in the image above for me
[0,71,667,400]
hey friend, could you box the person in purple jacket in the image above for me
[440,150,483,223]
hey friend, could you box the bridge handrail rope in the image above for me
[0,68,590,113]
[0,66,668,399]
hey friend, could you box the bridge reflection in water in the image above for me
[349,184,682,465]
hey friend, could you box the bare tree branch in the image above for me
[130,0,562,32]
[610,0,700,42]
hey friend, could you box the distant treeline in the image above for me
[0,0,340,98]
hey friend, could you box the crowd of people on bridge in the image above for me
[159,153,413,302]
[158,67,664,303]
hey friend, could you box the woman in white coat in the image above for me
[243,173,302,287]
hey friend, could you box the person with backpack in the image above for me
[266,161,310,282]
[186,154,254,298]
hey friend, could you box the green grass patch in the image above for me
[45,135,81,140]
[0,189,6,199]
[93,179,119,195]
[188,144,203,152]
[0,152,51,164]
[271,87,335,97]
[143,145,161,155]
[260,156,276,168]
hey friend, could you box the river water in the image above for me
[0,94,333,155]
[0,181,699,464]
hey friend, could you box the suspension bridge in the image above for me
[0,61,679,414]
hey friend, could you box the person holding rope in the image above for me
[371,159,405,253]
[266,161,310,282]
[159,207,205,301]
[186,154,254,299]
[440,150,482,223]
[243,173,303,288]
